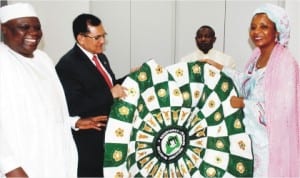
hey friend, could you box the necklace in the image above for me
[256,56,269,69]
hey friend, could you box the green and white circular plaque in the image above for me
[104,60,253,178]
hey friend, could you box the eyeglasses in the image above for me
[81,33,107,41]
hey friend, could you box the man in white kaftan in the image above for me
[181,25,236,69]
[0,3,77,178]
[0,42,78,177]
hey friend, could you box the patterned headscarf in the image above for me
[253,3,290,47]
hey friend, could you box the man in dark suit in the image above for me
[56,13,127,177]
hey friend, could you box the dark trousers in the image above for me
[73,130,105,177]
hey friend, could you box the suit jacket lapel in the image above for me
[97,54,116,82]
[73,45,107,82]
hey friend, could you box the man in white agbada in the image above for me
[181,25,236,69]
[0,3,78,177]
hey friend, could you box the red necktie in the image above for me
[92,55,113,88]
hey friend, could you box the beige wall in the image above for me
[286,0,300,60]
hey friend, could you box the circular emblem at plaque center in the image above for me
[155,127,187,163]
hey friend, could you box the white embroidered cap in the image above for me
[0,3,37,23]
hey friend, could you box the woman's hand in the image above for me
[200,58,224,70]
[230,96,245,108]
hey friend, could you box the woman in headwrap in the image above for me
[203,3,300,177]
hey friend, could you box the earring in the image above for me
[275,33,279,42]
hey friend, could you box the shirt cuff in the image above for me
[70,116,80,131]
[221,66,233,75]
